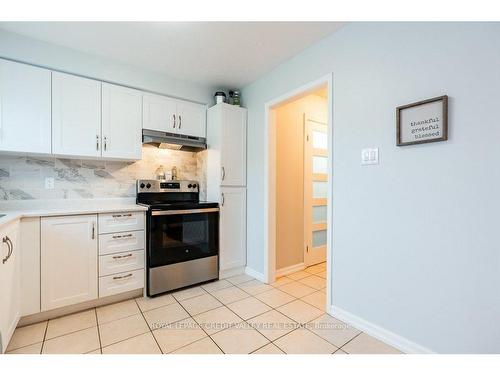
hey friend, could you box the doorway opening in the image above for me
[264,74,332,310]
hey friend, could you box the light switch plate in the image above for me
[45,177,55,189]
[361,148,379,166]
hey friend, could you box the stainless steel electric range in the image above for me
[136,179,219,297]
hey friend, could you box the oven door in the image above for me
[148,207,219,268]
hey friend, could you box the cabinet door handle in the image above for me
[104,136,108,151]
[221,193,225,207]
[221,167,226,181]
[173,114,176,129]
[2,236,12,264]
[96,135,100,151]
[179,115,182,129]
[91,222,95,239]
[113,273,133,280]
[112,253,133,260]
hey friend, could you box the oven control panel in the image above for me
[137,179,199,193]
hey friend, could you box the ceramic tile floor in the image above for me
[5,262,402,355]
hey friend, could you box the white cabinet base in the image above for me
[99,269,144,298]
[41,215,98,311]
[20,218,41,316]
[219,187,247,272]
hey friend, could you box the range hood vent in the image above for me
[142,129,207,152]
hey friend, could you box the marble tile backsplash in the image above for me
[0,145,207,201]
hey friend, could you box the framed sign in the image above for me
[396,95,448,146]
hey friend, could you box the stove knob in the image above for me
[188,184,192,188]
[140,183,145,189]
[192,184,197,188]
[146,183,151,189]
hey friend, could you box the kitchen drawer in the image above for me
[98,212,144,234]
[99,249,144,277]
[99,230,145,255]
[99,269,144,298]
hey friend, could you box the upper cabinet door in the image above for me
[102,83,143,160]
[142,93,177,133]
[221,106,247,186]
[0,59,51,154]
[176,100,207,138]
[52,72,101,158]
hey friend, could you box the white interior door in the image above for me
[304,117,328,266]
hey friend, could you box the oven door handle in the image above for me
[151,208,220,216]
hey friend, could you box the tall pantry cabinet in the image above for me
[207,103,247,275]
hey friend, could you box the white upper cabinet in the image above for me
[143,93,177,133]
[220,105,247,186]
[176,100,206,138]
[0,59,51,154]
[102,83,143,160]
[1,58,207,160]
[207,103,247,187]
[52,72,102,158]
[143,92,206,138]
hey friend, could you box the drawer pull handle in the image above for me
[112,253,133,260]
[112,213,133,218]
[112,234,134,239]
[113,273,133,280]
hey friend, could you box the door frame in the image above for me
[263,73,333,309]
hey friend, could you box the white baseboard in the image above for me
[219,267,245,279]
[245,266,265,282]
[328,305,434,354]
[276,262,305,278]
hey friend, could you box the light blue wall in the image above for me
[0,29,215,104]
[241,22,500,353]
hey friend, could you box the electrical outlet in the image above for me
[45,177,55,189]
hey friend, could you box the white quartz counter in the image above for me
[0,198,148,228]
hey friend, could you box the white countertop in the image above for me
[0,198,148,228]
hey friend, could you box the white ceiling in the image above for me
[0,22,344,88]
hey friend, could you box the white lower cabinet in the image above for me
[99,250,144,277]
[0,220,21,354]
[98,212,144,234]
[98,230,144,255]
[41,215,98,311]
[219,187,247,271]
[99,269,144,298]
[98,212,145,297]
[20,218,41,317]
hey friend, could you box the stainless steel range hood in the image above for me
[142,129,207,152]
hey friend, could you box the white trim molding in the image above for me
[275,263,305,278]
[219,267,246,279]
[328,305,435,354]
[263,73,333,310]
[245,266,266,282]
